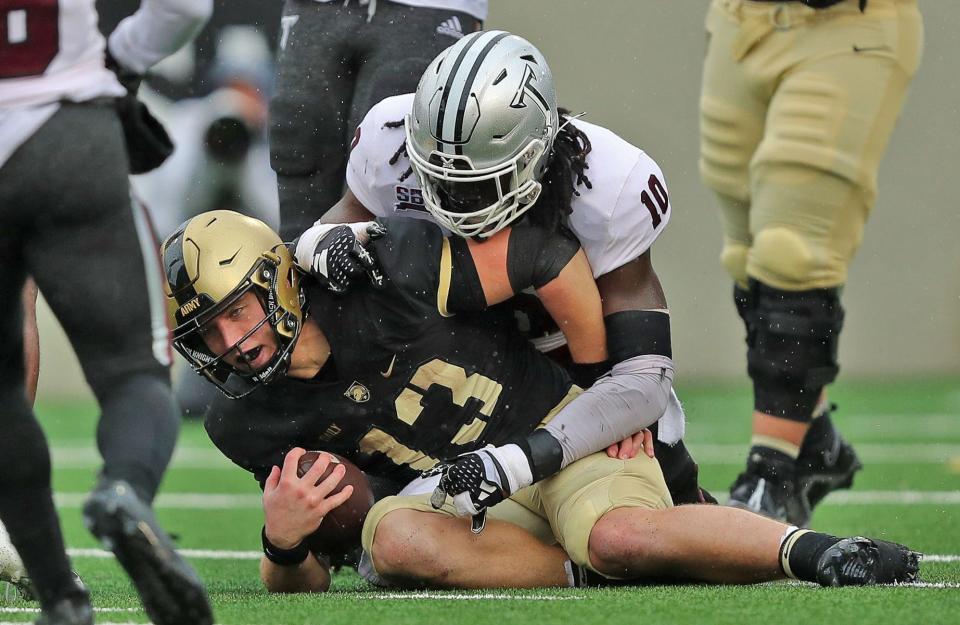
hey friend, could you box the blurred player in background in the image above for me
[698,0,923,524]
[271,0,487,240]
[133,26,279,241]
[0,0,215,623]
[132,25,282,419]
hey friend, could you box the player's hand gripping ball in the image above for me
[296,451,375,556]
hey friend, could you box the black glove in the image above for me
[105,49,174,174]
[304,223,386,293]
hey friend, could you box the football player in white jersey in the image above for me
[271,0,487,241]
[0,1,213,624]
[297,30,711,512]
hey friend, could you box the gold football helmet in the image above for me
[160,210,306,398]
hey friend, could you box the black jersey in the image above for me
[206,218,575,486]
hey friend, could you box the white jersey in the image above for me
[346,93,672,278]
[313,0,487,21]
[0,0,210,166]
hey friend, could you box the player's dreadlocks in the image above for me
[383,108,592,232]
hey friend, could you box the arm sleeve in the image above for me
[108,0,213,75]
[542,354,675,468]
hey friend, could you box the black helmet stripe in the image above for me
[434,31,509,154]
[453,31,511,154]
[163,227,199,302]
[435,32,486,152]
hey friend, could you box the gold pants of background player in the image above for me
[700,0,923,290]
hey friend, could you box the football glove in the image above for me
[105,49,173,174]
[294,222,386,293]
[426,444,534,533]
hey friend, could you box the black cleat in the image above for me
[727,454,809,524]
[815,537,921,586]
[797,432,863,517]
[34,579,92,625]
[83,480,213,625]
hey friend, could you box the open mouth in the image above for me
[234,345,265,372]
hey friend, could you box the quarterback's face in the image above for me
[200,290,278,374]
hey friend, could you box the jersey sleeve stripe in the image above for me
[437,237,454,318]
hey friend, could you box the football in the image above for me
[296,451,375,556]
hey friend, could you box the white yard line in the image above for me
[0,607,136,613]
[48,438,960,470]
[0,622,153,625]
[924,555,960,563]
[53,490,960,510]
[356,592,582,600]
[689,413,960,439]
[50,446,234,470]
[67,547,262,560]
[54,493,261,509]
[63,547,960,564]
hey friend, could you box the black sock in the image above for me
[800,408,839,457]
[746,445,797,482]
[779,528,841,582]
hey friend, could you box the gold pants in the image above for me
[362,452,673,577]
[700,0,923,289]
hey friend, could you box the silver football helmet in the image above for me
[405,31,559,238]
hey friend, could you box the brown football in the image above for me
[295,451,375,556]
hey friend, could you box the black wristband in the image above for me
[515,429,564,483]
[261,526,310,567]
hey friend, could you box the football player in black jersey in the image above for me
[163,209,919,592]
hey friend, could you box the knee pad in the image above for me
[749,227,818,288]
[742,281,844,422]
[720,241,750,286]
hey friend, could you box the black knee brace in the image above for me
[736,280,845,422]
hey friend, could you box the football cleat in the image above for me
[83,479,213,625]
[34,578,92,625]
[727,455,809,525]
[796,429,863,518]
[815,537,921,586]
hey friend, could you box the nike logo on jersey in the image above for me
[380,354,397,378]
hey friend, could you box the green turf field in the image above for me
[3,378,958,624]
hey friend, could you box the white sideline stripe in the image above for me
[50,446,234,470]
[54,490,960,510]
[48,439,960,470]
[0,607,136,613]
[67,547,262,560]
[899,582,960,588]
[824,491,960,504]
[691,413,960,439]
[924,555,960,563]
[64,547,960,565]
[54,492,261,509]
[688,443,960,464]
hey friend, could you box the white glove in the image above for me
[426,444,534,532]
[293,221,386,293]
